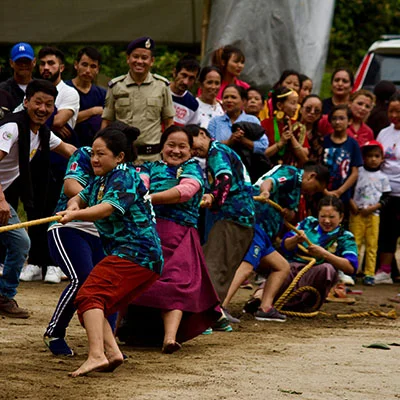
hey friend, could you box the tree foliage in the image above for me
[0,43,183,84]
[328,0,400,70]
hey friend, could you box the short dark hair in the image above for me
[198,66,222,84]
[160,125,193,149]
[299,74,311,87]
[94,121,140,162]
[389,91,400,105]
[38,47,65,63]
[76,47,102,63]
[270,86,293,110]
[318,195,344,215]
[186,124,212,138]
[273,69,301,90]
[25,79,58,101]
[328,104,352,123]
[175,55,200,76]
[222,84,247,100]
[247,86,264,100]
[303,161,330,186]
[362,144,383,158]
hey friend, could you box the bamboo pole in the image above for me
[0,215,62,233]
[201,0,212,59]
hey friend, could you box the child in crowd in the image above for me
[323,104,363,215]
[280,196,358,311]
[259,69,301,120]
[349,141,391,286]
[262,87,309,167]
[223,162,329,323]
[58,127,163,377]
[244,87,264,119]
[348,90,375,146]
[298,74,313,104]
[376,92,400,286]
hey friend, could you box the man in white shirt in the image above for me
[0,79,75,318]
[38,47,80,135]
[17,48,81,284]
[170,56,201,126]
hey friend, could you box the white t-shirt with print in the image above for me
[352,166,391,215]
[196,98,224,129]
[377,124,400,196]
[0,122,61,191]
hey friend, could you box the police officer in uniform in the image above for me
[101,37,175,162]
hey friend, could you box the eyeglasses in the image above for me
[304,106,322,114]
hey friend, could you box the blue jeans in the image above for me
[0,204,31,299]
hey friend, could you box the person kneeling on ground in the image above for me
[223,162,329,323]
[279,196,358,311]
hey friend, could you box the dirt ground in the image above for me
[1,279,400,400]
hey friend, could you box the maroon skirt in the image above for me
[117,218,221,346]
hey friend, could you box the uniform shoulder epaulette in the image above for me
[108,74,126,88]
[152,73,170,86]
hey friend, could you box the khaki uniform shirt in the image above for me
[102,72,175,161]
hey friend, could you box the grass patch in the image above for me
[17,200,27,223]
[319,71,332,100]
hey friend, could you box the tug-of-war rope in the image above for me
[253,196,397,321]
[1,208,396,320]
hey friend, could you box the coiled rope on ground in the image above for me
[253,196,397,320]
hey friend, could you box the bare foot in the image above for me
[69,355,109,378]
[100,351,124,373]
[388,295,400,304]
[162,341,182,354]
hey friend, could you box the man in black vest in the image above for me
[0,79,76,318]
[0,42,36,111]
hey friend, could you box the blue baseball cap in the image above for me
[11,42,35,61]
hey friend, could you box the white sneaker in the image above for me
[374,271,393,284]
[254,274,266,285]
[44,266,61,284]
[59,269,68,281]
[338,270,355,286]
[20,264,42,281]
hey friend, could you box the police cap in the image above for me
[126,37,155,55]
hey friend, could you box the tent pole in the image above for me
[201,0,212,59]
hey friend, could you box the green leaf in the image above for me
[362,343,391,350]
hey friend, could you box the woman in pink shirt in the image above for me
[347,89,375,146]
[211,45,249,100]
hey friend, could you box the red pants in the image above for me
[75,255,159,324]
